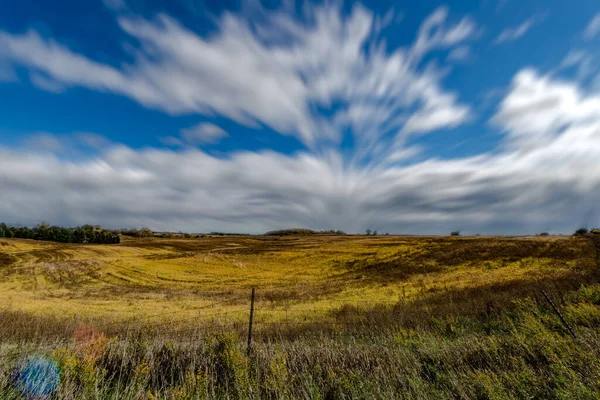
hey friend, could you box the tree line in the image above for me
[0,223,120,244]
[265,229,347,236]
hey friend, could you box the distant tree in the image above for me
[335,230,346,235]
[451,231,460,236]
[366,229,372,236]
[0,222,119,244]
[574,228,589,236]
[385,233,389,236]
[538,232,550,236]
[140,227,153,237]
[373,230,378,236]
[265,229,314,236]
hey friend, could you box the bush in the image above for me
[539,232,550,236]
[574,228,589,236]
[451,231,460,236]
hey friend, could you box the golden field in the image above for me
[0,234,594,333]
[2,234,600,399]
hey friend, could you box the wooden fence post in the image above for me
[541,289,576,339]
[247,287,255,355]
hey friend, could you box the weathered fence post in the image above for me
[247,287,255,355]
[541,289,576,339]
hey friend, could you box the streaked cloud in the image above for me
[583,13,600,40]
[181,123,228,145]
[29,72,66,93]
[0,4,475,159]
[21,133,65,152]
[1,3,599,234]
[447,46,471,62]
[495,15,543,44]
[1,67,599,234]
[102,0,127,11]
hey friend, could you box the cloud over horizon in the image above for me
[0,1,599,234]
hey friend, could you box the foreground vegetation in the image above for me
[0,234,599,398]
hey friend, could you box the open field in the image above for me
[1,234,600,398]
[0,235,594,331]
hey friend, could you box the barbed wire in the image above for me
[103,308,249,336]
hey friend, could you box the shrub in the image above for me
[538,232,550,236]
[574,228,589,236]
[451,231,460,236]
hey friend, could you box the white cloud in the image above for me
[402,92,471,135]
[181,123,228,145]
[495,17,537,44]
[558,50,595,80]
[160,136,184,147]
[561,50,588,68]
[0,4,475,158]
[76,132,112,149]
[492,69,600,148]
[384,146,422,163]
[1,70,599,234]
[4,5,599,234]
[446,46,471,62]
[29,72,65,93]
[103,0,126,11]
[583,13,600,40]
[21,133,64,152]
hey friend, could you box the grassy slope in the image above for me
[0,236,589,321]
[0,235,599,398]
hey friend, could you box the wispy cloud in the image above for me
[2,3,599,234]
[494,15,543,44]
[161,123,229,147]
[29,72,65,93]
[102,0,127,11]
[181,123,229,145]
[2,67,599,234]
[0,4,476,162]
[1,66,599,234]
[559,50,595,80]
[447,46,471,62]
[21,133,64,152]
[583,13,600,40]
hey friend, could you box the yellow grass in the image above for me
[0,235,590,327]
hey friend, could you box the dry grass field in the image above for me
[1,234,600,398]
[0,235,593,329]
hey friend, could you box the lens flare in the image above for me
[73,325,108,361]
[12,355,60,399]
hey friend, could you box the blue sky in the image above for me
[1,0,600,234]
